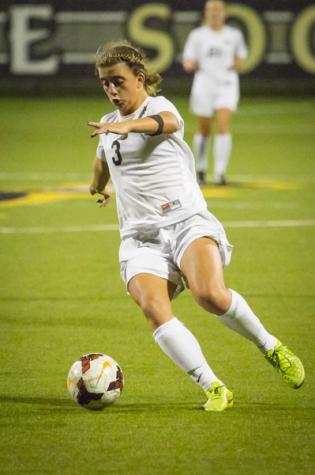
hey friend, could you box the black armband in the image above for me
[148,114,164,136]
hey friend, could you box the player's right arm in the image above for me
[90,157,111,207]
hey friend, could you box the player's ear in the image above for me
[136,72,145,89]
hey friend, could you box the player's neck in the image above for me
[121,91,148,116]
[207,23,224,31]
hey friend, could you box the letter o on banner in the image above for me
[292,6,315,74]
[226,3,266,74]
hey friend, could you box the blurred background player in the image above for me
[182,0,248,185]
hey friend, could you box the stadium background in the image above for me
[1,2,314,475]
[0,0,315,95]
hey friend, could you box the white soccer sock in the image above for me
[153,317,222,391]
[218,290,277,353]
[213,133,232,180]
[193,133,209,173]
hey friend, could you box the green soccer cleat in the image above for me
[265,341,305,389]
[204,382,234,412]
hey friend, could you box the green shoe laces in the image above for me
[267,345,292,372]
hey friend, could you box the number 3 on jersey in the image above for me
[112,140,123,166]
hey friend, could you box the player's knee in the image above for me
[197,117,211,136]
[199,126,210,137]
[216,127,229,134]
[195,287,230,315]
[138,294,165,321]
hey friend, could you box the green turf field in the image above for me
[0,96,314,474]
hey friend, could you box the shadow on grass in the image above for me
[227,401,314,413]
[0,394,200,412]
[104,402,201,413]
[111,401,314,414]
[0,394,75,408]
[1,395,311,414]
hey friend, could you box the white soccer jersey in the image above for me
[96,96,208,238]
[183,25,247,85]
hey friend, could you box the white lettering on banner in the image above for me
[10,5,58,74]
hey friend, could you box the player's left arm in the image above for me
[231,56,246,73]
[182,30,199,73]
[230,30,248,73]
[183,59,198,74]
[88,112,179,137]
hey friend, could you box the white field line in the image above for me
[0,172,314,183]
[224,219,315,228]
[0,224,119,234]
[208,202,298,209]
[0,172,90,181]
[231,174,315,183]
[1,219,315,235]
[232,125,314,134]
[185,124,315,135]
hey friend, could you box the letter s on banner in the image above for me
[128,3,174,73]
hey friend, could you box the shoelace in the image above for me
[211,385,224,399]
[269,347,292,371]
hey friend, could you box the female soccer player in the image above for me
[88,41,304,412]
[182,0,247,185]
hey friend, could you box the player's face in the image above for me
[98,62,147,116]
[205,0,225,28]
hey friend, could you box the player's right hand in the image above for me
[89,185,111,208]
[96,194,110,208]
[88,121,130,138]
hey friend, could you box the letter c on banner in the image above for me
[292,6,315,74]
[226,3,266,74]
[128,3,174,73]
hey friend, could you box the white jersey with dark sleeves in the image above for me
[96,95,207,239]
[183,25,247,87]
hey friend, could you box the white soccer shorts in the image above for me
[119,211,233,297]
[190,76,240,117]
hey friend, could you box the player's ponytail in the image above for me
[95,41,162,96]
[144,71,162,96]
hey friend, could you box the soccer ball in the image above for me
[67,353,124,410]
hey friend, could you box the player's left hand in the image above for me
[88,121,129,138]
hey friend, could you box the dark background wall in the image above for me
[1,0,314,95]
